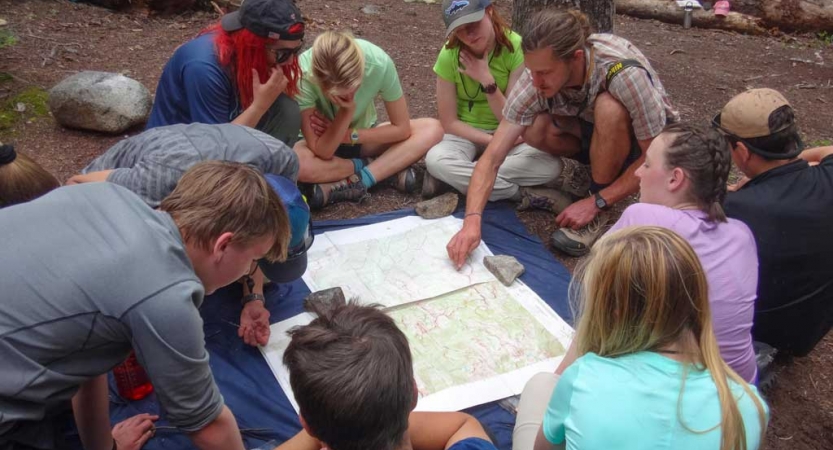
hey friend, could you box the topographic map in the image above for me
[388,281,566,398]
[266,216,574,412]
[303,218,492,307]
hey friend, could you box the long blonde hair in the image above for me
[573,226,767,450]
[310,31,365,97]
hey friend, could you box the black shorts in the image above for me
[334,144,362,159]
[573,119,643,176]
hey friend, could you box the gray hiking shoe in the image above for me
[390,166,418,194]
[547,158,591,198]
[421,171,451,199]
[517,187,574,214]
[550,211,612,257]
[309,175,369,210]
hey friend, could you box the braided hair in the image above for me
[662,123,731,222]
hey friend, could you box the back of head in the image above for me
[159,160,289,262]
[311,31,365,96]
[574,226,708,358]
[714,88,802,160]
[662,123,731,222]
[575,226,767,450]
[0,144,60,209]
[283,298,414,450]
[520,9,592,59]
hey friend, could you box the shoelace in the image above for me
[329,179,367,202]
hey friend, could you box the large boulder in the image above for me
[48,71,152,134]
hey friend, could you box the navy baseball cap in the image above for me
[258,174,313,283]
[222,0,305,41]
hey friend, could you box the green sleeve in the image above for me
[379,51,404,102]
[433,45,457,82]
[507,31,525,72]
[296,76,319,112]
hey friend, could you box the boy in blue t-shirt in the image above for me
[278,298,497,450]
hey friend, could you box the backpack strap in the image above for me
[605,59,654,86]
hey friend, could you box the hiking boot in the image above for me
[421,171,451,199]
[550,211,612,257]
[517,187,574,214]
[308,175,368,210]
[547,158,591,198]
[387,166,418,194]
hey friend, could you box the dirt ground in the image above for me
[1,0,831,448]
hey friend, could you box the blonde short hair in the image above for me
[310,31,365,96]
[160,161,290,262]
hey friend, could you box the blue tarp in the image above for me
[105,203,573,450]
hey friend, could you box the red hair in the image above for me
[201,24,301,110]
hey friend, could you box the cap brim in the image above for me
[445,10,485,38]
[221,11,244,32]
[258,252,307,284]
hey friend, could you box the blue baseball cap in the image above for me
[258,174,313,283]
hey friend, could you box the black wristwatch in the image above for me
[594,192,610,211]
[241,293,266,306]
[481,82,498,94]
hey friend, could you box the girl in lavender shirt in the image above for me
[606,123,758,382]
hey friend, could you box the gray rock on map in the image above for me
[303,287,346,313]
[415,192,459,219]
[483,255,525,286]
[48,71,152,134]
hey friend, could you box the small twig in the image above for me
[4,72,45,89]
[743,75,764,82]
[669,49,686,55]
[210,1,225,15]
[796,83,818,89]
[818,97,828,104]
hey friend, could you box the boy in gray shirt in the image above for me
[0,161,290,450]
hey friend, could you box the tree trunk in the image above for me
[512,0,615,34]
[615,0,769,35]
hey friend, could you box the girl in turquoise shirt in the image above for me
[514,226,768,450]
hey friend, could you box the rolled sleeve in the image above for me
[502,70,547,126]
[124,281,224,432]
[607,68,666,141]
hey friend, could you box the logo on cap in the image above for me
[446,0,470,16]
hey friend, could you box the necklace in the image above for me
[458,49,496,112]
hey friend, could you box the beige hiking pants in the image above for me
[425,134,563,202]
[513,372,565,450]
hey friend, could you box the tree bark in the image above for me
[615,0,769,35]
[512,0,615,34]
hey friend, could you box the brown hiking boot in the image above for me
[308,175,369,210]
[390,166,418,194]
[546,158,591,198]
[421,171,451,199]
[516,187,574,214]
[550,211,613,257]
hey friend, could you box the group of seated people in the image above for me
[0,0,831,449]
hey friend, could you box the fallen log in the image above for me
[616,0,770,35]
[732,0,833,33]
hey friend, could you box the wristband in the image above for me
[241,293,266,306]
[481,83,498,94]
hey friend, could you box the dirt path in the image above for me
[0,0,830,448]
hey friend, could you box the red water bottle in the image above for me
[113,351,154,401]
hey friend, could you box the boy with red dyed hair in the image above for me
[147,0,306,146]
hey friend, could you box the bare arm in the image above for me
[554,340,578,375]
[72,375,113,450]
[232,68,288,129]
[353,96,412,145]
[436,77,492,147]
[188,405,245,450]
[408,412,492,450]
[597,138,651,205]
[66,170,114,185]
[533,426,563,450]
[483,67,524,123]
[799,145,833,164]
[446,120,525,269]
[300,104,355,160]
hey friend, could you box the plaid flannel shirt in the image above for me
[503,34,679,141]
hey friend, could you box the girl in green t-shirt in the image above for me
[293,31,443,210]
[424,0,562,200]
